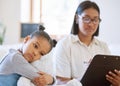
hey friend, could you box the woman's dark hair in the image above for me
[30,25,53,53]
[71,1,100,36]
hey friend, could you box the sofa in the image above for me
[0,43,120,86]
[0,44,21,61]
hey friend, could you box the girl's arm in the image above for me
[12,53,54,85]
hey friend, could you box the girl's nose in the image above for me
[33,50,37,56]
[34,50,41,57]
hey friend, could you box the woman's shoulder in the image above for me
[58,34,77,43]
[94,38,109,47]
[55,34,78,50]
[94,37,111,54]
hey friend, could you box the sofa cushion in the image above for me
[0,44,21,61]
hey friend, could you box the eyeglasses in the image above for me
[78,15,101,25]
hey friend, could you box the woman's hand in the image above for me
[106,69,120,86]
[32,71,53,86]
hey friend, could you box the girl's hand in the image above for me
[32,71,53,86]
[106,69,120,86]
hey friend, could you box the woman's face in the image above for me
[77,8,100,37]
[22,36,51,63]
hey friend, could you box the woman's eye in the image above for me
[84,17,90,21]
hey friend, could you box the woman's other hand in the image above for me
[106,69,120,86]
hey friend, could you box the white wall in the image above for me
[91,0,120,55]
[0,0,20,44]
[0,0,120,46]
[93,0,120,45]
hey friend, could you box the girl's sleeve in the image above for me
[11,53,40,80]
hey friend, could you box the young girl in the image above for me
[17,39,57,86]
[0,25,54,86]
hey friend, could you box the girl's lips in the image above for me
[27,54,33,61]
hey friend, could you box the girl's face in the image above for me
[22,36,51,63]
[77,8,100,37]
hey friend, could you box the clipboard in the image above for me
[80,54,120,86]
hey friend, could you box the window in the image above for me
[21,23,39,38]
[21,0,79,36]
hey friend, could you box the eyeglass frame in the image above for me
[78,15,101,25]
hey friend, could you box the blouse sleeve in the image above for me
[54,39,72,78]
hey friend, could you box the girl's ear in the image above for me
[23,35,31,43]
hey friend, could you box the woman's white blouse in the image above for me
[54,34,110,79]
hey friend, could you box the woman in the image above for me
[54,1,120,86]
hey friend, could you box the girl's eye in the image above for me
[40,52,44,56]
[33,43,38,49]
